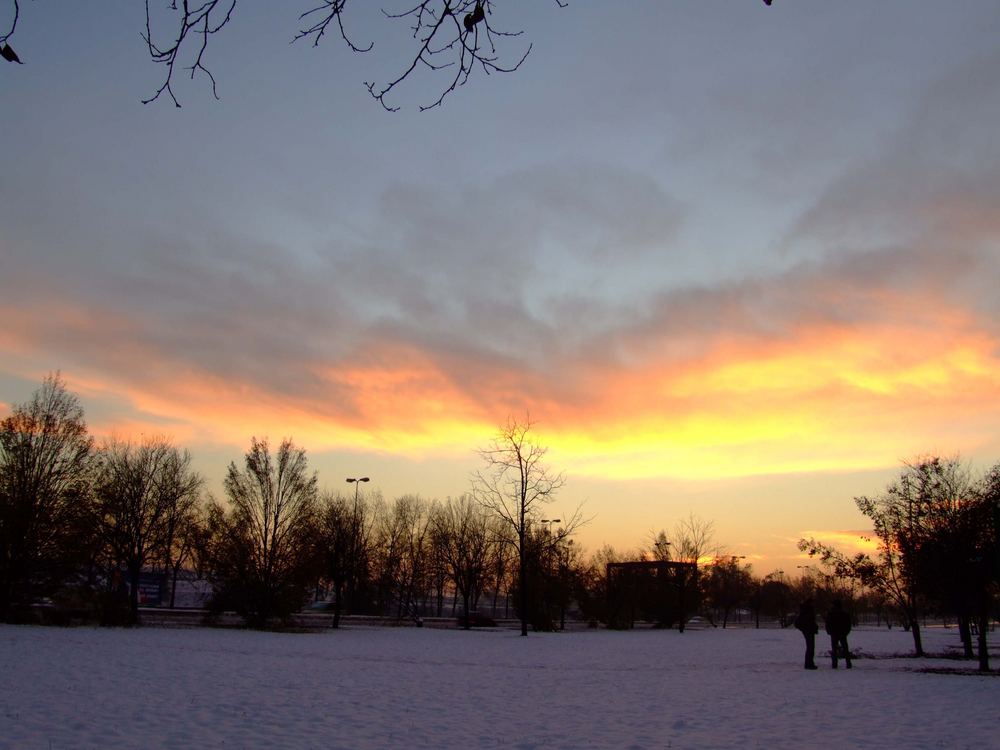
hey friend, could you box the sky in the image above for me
[2,1,1000,575]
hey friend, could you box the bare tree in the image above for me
[664,514,716,629]
[472,415,566,636]
[910,458,996,671]
[4,1,569,110]
[371,494,433,622]
[573,544,618,624]
[0,373,94,621]
[433,494,496,628]
[214,437,318,627]
[487,528,515,618]
[974,465,1000,670]
[757,569,793,627]
[704,556,754,628]
[0,0,22,63]
[798,458,977,658]
[670,514,717,565]
[93,437,202,625]
[316,491,354,627]
[314,485,380,625]
[158,464,203,609]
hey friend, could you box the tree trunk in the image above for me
[677,572,686,634]
[127,560,141,626]
[958,614,974,658]
[169,562,181,609]
[976,614,990,672]
[909,615,924,657]
[518,528,528,637]
[332,580,343,629]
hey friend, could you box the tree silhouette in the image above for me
[800,456,999,666]
[472,415,567,636]
[432,495,496,628]
[3,0,569,110]
[0,373,93,621]
[0,0,21,64]
[210,437,318,627]
[93,437,202,625]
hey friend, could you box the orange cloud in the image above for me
[2,281,998,485]
[541,301,1000,480]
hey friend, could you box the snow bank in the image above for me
[1,624,995,749]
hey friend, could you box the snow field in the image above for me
[1,624,996,749]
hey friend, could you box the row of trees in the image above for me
[0,374,204,626]
[3,375,997,656]
[800,458,1000,671]
[0,374,579,633]
[0,374,791,634]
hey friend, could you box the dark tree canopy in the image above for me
[472,415,571,635]
[213,437,319,626]
[0,373,93,620]
[799,456,999,670]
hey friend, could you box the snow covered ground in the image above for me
[1,623,996,749]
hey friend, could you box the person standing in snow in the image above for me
[794,599,819,669]
[825,599,853,669]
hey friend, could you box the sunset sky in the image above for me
[3,1,999,574]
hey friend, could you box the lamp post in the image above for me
[559,539,573,630]
[345,477,369,610]
[345,476,370,540]
[715,555,746,626]
[540,518,561,535]
[346,476,370,506]
[539,519,561,626]
[346,476,370,531]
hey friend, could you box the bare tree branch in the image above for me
[0,0,17,45]
[296,0,372,53]
[141,0,237,108]
[472,413,566,636]
[3,0,567,108]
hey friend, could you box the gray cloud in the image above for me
[4,5,1000,429]
[790,52,1000,252]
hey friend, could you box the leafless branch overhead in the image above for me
[1,0,17,45]
[141,0,238,108]
[2,1,565,109]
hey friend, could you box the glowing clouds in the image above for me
[542,310,1000,481]
[2,248,998,485]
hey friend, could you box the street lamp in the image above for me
[346,476,370,507]
[346,477,370,530]
[539,518,562,628]
[346,476,370,519]
[343,477,370,613]
[540,518,561,535]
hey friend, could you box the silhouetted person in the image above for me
[794,598,819,669]
[825,599,853,669]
